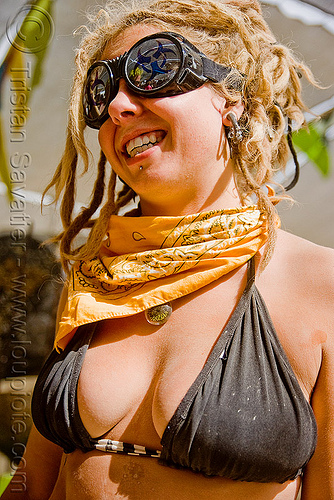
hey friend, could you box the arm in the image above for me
[301,338,334,499]
[1,425,64,500]
[2,282,69,499]
[301,251,334,499]
[2,284,69,499]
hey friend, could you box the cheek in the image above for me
[168,90,223,130]
[98,122,116,157]
[178,105,223,152]
[98,127,107,154]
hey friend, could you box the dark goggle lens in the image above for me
[83,63,111,124]
[126,38,181,92]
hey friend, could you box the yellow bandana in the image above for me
[56,205,271,351]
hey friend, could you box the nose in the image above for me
[107,79,144,125]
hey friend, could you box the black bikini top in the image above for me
[31,259,317,483]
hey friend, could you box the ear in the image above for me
[221,100,244,127]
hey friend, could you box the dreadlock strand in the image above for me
[59,150,107,272]
[75,168,117,263]
[87,150,107,213]
[42,128,77,210]
[115,183,136,214]
[60,150,78,229]
[233,153,278,269]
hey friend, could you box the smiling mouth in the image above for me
[125,130,165,158]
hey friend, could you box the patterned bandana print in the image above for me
[55,205,272,351]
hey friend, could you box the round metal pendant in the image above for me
[145,302,172,326]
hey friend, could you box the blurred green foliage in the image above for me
[0,474,11,496]
[292,112,333,176]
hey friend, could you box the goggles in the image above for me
[83,31,245,129]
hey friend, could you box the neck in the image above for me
[139,161,242,216]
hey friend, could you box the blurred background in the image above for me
[0,0,333,491]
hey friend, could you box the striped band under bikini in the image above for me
[94,439,161,458]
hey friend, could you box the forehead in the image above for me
[102,24,166,60]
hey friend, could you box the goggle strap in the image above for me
[202,58,245,92]
[202,58,231,83]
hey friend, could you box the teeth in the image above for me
[125,131,163,158]
[134,137,142,148]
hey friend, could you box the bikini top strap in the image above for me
[247,255,256,286]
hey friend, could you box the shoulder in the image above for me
[257,229,334,354]
[262,229,334,308]
[275,228,334,266]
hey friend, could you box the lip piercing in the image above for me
[139,166,143,170]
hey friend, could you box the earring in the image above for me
[227,112,243,144]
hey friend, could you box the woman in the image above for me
[3,0,333,498]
